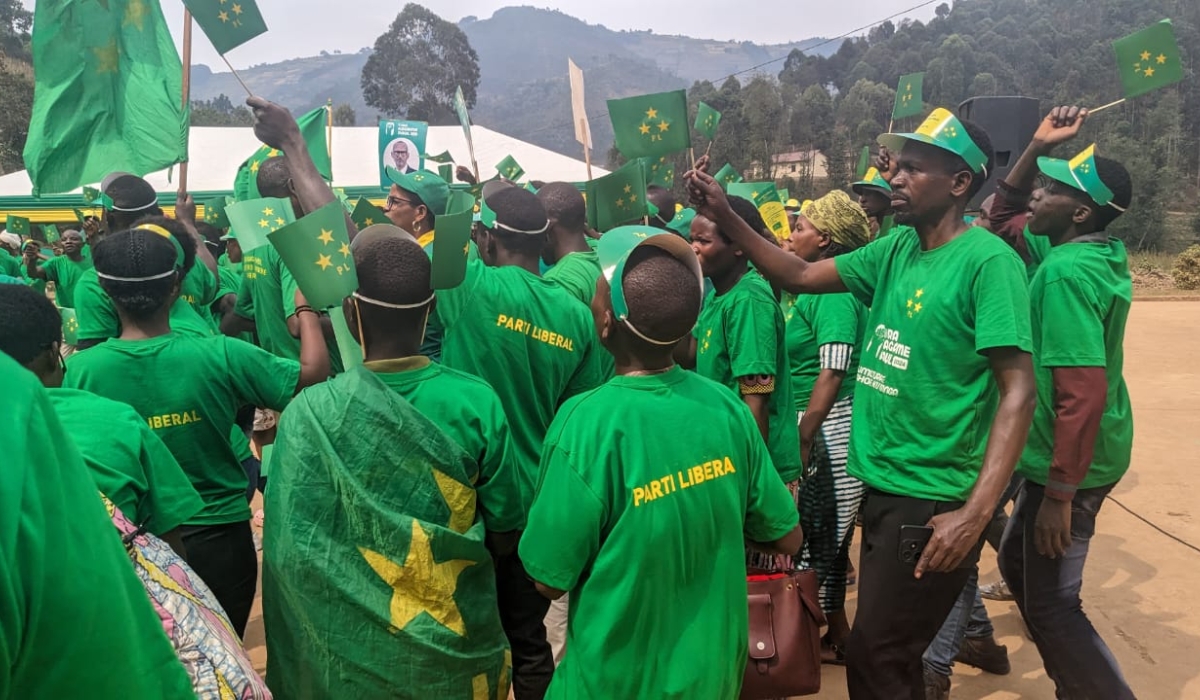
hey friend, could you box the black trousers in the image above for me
[180,519,258,638]
[494,551,554,700]
[845,490,984,700]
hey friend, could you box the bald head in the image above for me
[537,182,586,232]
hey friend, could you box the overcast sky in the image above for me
[24,1,939,67]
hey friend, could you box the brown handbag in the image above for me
[740,569,827,699]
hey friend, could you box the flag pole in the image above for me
[179,10,193,193]
[326,98,333,184]
[220,54,254,97]
[1087,98,1126,115]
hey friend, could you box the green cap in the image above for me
[598,226,703,345]
[665,207,696,239]
[385,168,450,216]
[851,166,894,195]
[1036,144,1124,211]
[877,107,989,174]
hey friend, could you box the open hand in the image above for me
[915,507,987,578]
[1033,106,1088,149]
[247,96,302,151]
[1034,497,1072,559]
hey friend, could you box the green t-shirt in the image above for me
[48,388,204,535]
[544,250,602,305]
[1023,227,1053,281]
[438,257,610,513]
[784,291,866,409]
[235,247,342,371]
[1019,238,1133,489]
[835,226,1032,501]
[64,333,300,525]
[41,254,93,308]
[694,272,802,482]
[519,367,799,700]
[369,357,525,532]
[0,249,21,278]
[74,266,216,342]
[0,355,194,698]
[418,235,445,361]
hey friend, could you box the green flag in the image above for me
[892,72,925,120]
[202,196,232,228]
[857,146,872,179]
[713,163,743,188]
[431,203,473,290]
[453,86,477,169]
[268,200,357,309]
[233,106,331,201]
[350,197,388,230]
[728,182,789,240]
[24,0,189,196]
[641,155,677,188]
[1113,20,1184,99]
[5,215,30,236]
[61,307,79,346]
[694,101,722,140]
[425,151,454,164]
[73,209,89,225]
[225,197,295,253]
[607,90,691,160]
[82,186,102,204]
[42,225,60,244]
[182,0,268,55]
[496,155,525,181]
[588,160,649,233]
[438,164,453,182]
[328,306,362,370]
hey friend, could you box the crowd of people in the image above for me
[0,97,1138,700]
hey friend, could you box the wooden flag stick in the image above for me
[1087,98,1126,115]
[220,54,254,98]
[704,140,714,160]
[179,10,193,193]
[887,118,894,133]
[326,98,333,184]
[689,147,696,171]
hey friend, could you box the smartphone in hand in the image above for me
[898,524,935,566]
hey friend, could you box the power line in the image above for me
[524,0,944,140]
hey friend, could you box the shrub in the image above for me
[1173,246,1200,291]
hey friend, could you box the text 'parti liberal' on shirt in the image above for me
[834,226,1032,501]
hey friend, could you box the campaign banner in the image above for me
[378,120,429,188]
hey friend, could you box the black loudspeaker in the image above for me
[957,96,1041,211]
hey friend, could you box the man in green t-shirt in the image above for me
[538,182,602,305]
[417,186,608,699]
[520,227,803,700]
[851,166,895,239]
[688,107,1036,699]
[22,229,92,308]
[0,352,195,699]
[988,106,1137,700]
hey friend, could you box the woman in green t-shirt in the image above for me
[783,189,872,661]
[688,196,803,573]
[66,224,331,636]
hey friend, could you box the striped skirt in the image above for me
[796,396,864,613]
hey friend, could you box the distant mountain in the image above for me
[190,6,833,158]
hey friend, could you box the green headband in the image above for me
[96,224,186,282]
[1036,144,1124,211]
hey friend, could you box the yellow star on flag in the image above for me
[123,0,147,30]
[646,107,658,119]
[638,123,651,135]
[1144,67,1155,77]
[360,520,474,636]
[250,161,260,173]
[262,207,274,216]
[275,217,285,226]
[623,184,632,194]
[907,299,913,309]
[232,2,243,14]
[316,253,333,270]
[258,218,270,228]
[915,289,924,298]
[1157,53,1167,64]
[630,194,638,203]
[1140,50,1151,61]
[433,470,476,534]
[92,40,119,74]
[914,302,923,313]
[339,242,351,258]
[615,197,625,208]
[218,10,229,22]
[363,217,374,226]
[317,228,335,245]
[658,120,670,132]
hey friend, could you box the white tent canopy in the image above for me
[0,124,605,196]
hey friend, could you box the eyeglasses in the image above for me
[385,196,415,211]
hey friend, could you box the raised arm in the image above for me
[173,192,219,277]
[686,169,845,295]
[22,242,48,280]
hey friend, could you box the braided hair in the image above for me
[92,227,184,321]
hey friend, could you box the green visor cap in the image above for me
[851,166,894,195]
[877,107,988,175]
[1036,144,1122,210]
[599,226,703,346]
[219,230,237,241]
[665,207,696,239]
[385,167,451,217]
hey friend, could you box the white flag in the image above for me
[568,58,592,149]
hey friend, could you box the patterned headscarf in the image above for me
[800,190,871,251]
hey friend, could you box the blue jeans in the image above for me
[998,481,1135,700]
[922,569,994,676]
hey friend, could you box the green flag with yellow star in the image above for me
[23,0,190,196]
[892,72,925,120]
[225,197,295,253]
[608,90,691,160]
[202,196,232,228]
[495,155,525,181]
[350,197,388,230]
[82,186,102,204]
[587,159,649,233]
[1113,20,1184,99]
[694,101,721,141]
[641,155,677,188]
[182,0,267,55]
[61,307,79,345]
[267,200,357,309]
[714,163,743,188]
[5,215,30,236]
[233,106,332,201]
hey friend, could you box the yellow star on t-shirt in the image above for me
[638,123,651,135]
[1140,50,1151,61]
[646,107,658,120]
[360,520,474,636]
[316,253,333,270]
[317,228,335,245]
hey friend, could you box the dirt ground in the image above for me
[241,301,1200,699]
